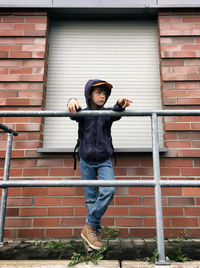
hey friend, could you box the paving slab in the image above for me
[0,260,120,268]
[122,261,200,268]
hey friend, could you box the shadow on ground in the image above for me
[0,238,200,261]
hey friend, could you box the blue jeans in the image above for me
[80,158,115,233]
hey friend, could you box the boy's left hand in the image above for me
[118,98,132,109]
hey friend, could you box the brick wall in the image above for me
[0,10,200,239]
[159,11,200,238]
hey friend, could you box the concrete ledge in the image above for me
[0,260,120,268]
[122,261,200,268]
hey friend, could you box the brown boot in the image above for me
[81,224,103,250]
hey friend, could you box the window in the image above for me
[43,20,163,150]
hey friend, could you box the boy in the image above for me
[67,79,132,250]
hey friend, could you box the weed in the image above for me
[68,243,107,266]
[168,238,191,262]
[103,226,119,240]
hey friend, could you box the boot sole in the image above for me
[81,232,102,250]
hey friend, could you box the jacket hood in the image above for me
[84,79,112,108]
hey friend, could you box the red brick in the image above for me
[143,218,170,227]
[164,228,185,238]
[61,217,85,227]
[13,24,35,30]
[4,229,17,239]
[191,123,200,130]
[114,196,141,205]
[129,187,154,195]
[74,207,87,216]
[11,159,37,167]
[163,207,183,216]
[186,229,200,238]
[5,218,32,227]
[3,17,25,23]
[0,45,22,51]
[105,207,128,216]
[16,123,40,131]
[168,159,193,167]
[48,187,74,196]
[8,188,21,196]
[165,123,190,131]
[172,218,198,227]
[159,16,181,23]
[10,52,32,58]
[130,228,156,237]
[63,159,74,167]
[179,150,200,157]
[10,68,32,74]
[7,198,32,206]
[182,16,200,23]
[6,208,19,216]
[116,158,140,167]
[22,59,45,67]
[173,51,196,57]
[168,197,194,206]
[185,207,200,216]
[20,208,46,216]
[34,197,61,206]
[23,30,46,37]
[48,207,73,216]
[15,141,40,149]
[127,168,153,176]
[175,82,200,89]
[49,168,74,176]
[116,218,142,227]
[114,168,127,176]
[46,228,72,238]
[181,168,200,176]
[75,187,84,196]
[18,229,44,238]
[20,75,44,81]
[130,207,155,216]
[62,197,85,206]
[37,159,63,167]
[183,188,200,196]
[162,187,182,196]
[23,168,48,177]
[33,218,59,227]
[22,187,47,196]
[25,17,47,23]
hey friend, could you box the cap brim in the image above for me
[92,81,113,90]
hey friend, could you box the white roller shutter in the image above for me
[43,20,163,149]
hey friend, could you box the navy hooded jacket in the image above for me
[71,79,125,164]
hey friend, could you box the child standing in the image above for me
[67,79,132,250]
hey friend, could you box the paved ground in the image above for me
[0,239,200,267]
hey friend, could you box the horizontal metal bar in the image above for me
[1,110,200,117]
[0,180,200,187]
[0,180,156,188]
[160,180,200,187]
[0,124,18,136]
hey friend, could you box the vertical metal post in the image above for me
[0,132,13,245]
[151,113,169,265]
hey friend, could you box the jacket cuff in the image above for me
[112,101,125,112]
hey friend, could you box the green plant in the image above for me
[45,240,73,250]
[103,226,119,240]
[168,238,191,262]
[68,243,107,266]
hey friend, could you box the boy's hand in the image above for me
[118,98,132,109]
[67,98,82,114]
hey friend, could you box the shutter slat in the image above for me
[44,20,163,149]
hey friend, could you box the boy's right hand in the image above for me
[67,98,82,114]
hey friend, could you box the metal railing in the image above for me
[0,109,200,265]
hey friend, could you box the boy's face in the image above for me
[90,87,107,107]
